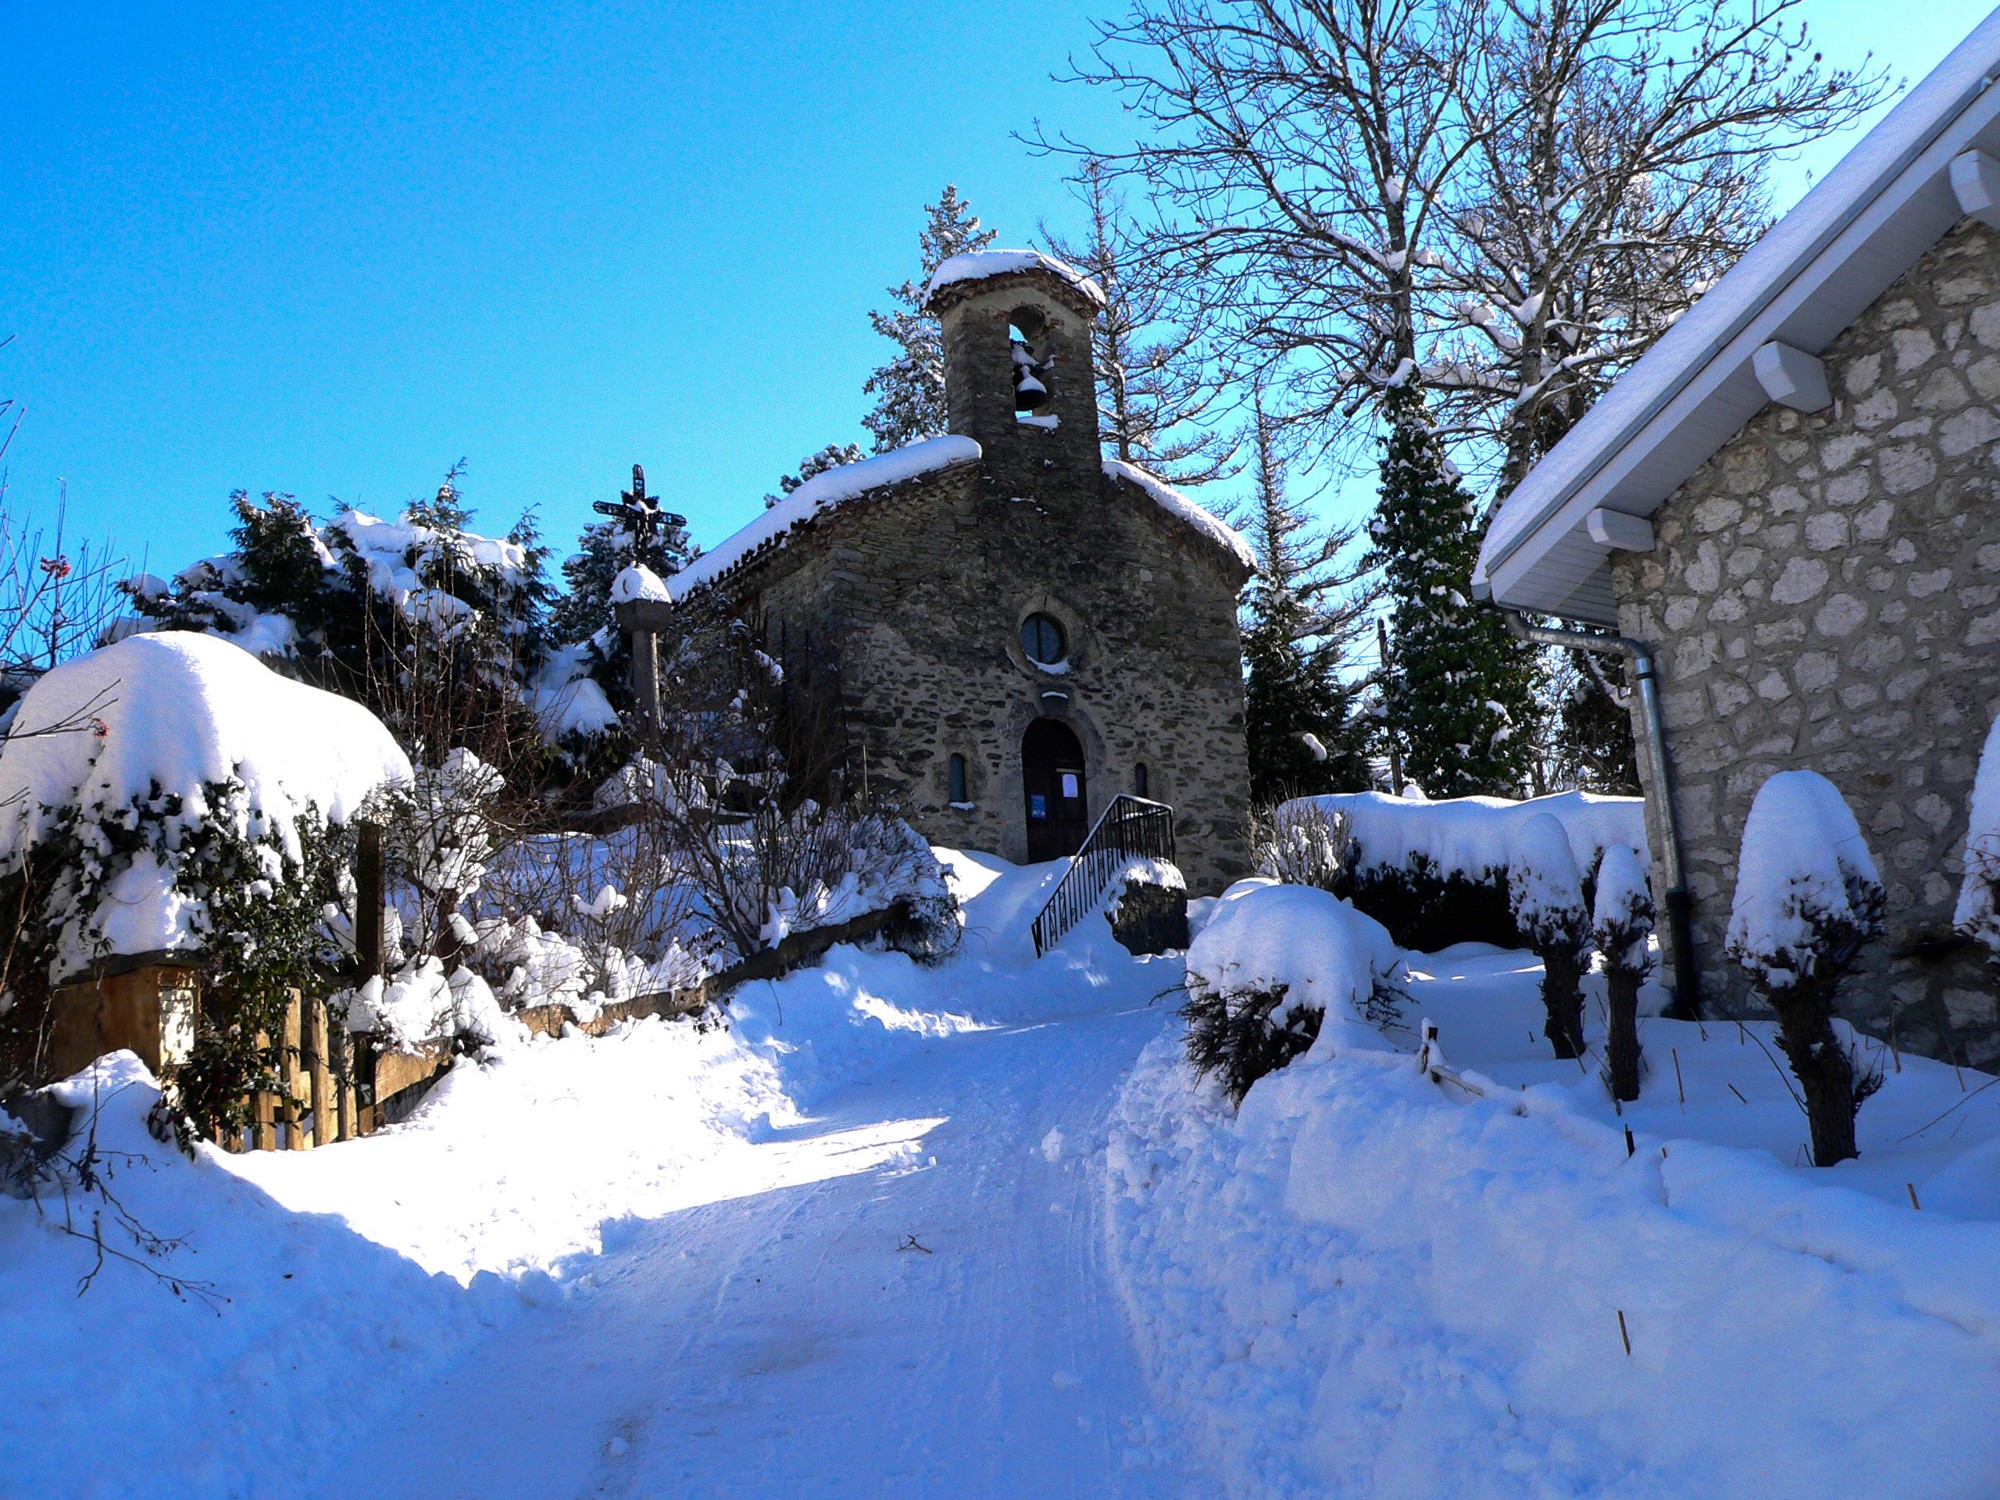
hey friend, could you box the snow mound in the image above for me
[1187,880,1399,1035]
[1103,459,1257,572]
[671,436,981,595]
[1956,707,2000,953]
[922,247,1106,309]
[1725,770,1881,988]
[609,563,671,605]
[1299,788,1645,881]
[0,632,410,868]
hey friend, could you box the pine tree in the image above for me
[1240,396,1370,804]
[1043,161,1236,486]
[762,443,865,509]
[1368,386,1540,799]
[862,185,996,452]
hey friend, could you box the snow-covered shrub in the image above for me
[1954,708,2000,958]
[639,598,959,966]
[1254,800,1352,892]
[1724,770,1884,1167]
[1591,842,1654,1102]
[1508,813,1593,1059]
[377,746,506,967]
[0,633,409,1139]
[1180,882,1403,1105]
[342,958,515,1055]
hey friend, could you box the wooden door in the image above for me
[1022,718,1088,862]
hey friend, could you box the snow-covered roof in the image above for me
[1478,12,2000,626]
[922,249,1107,312]
[669,436,983,597]
[1103,460,1258,575]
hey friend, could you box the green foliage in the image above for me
[1240,399,1371,804]
[0,776,356,1148]
[1550,657,1641,793]
[1179,982,1323,1107]
[124,476,593,793]
[1368,387,1540,798]
[168,802,354,1148]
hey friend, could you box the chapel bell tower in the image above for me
[925,251,1107,494]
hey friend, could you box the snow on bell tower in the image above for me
[924,249,1107,489]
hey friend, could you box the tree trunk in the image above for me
[1541,948,1586,1059]
[1768,983,1860,1166]
[1605,967,1642,1102]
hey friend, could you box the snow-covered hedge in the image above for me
[1181,880,1403,1103]
[0,632,411,1129]
[1507,813,1594,1058]
[1285,789,1645,951]
[0,632,409,971]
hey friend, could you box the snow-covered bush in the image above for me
[1955,708,2000,959]
[1508,812,1593,1059]
[1180,881,1403,1105]
[1288,790,1644,952]
[1254,800,1352,891]
[1724,770,1884,1166]
[377,747,506,966]
[1592,842,1654,1102]
[0,633,409,1138]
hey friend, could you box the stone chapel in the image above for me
[619,249,1255,893]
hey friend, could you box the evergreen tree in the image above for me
[762,443,865,509]
[862,185,995,452]
[1368,386,1539,799]
[1240,396,1370,804]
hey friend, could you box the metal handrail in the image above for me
[1030,795,1177,957]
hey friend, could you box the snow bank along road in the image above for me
[0,851,1214,1500]
[15,851,2000,1498]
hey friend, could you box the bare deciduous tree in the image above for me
[1043,0,1887,477]
[1044,160,1242,486]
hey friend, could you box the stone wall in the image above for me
[1611,219,2000,1063]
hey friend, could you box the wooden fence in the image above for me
[223,990,451,1153]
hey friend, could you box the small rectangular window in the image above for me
[948,753,968,803]
[1060,772,1080,800]
[1134,763,1149,797]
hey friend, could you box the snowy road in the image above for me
[324,858,1213,1499]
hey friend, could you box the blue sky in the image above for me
[2,0,1993,578]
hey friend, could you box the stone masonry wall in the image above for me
[1611,219,2000,1064]
[737,463,1254,896]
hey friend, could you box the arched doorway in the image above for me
[1022,718,1088,862]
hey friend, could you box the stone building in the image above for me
[621,249,1255,893]
[1477,16,2000,1063]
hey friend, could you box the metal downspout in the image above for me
[1503,612,1703,1021]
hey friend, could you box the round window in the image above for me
[1020,612,1068,666]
